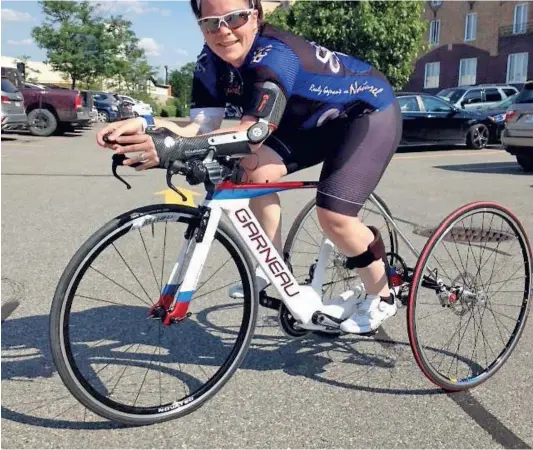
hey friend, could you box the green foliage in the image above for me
[265,0,427,90]
[31,0,158,91]
[168,62,196,117]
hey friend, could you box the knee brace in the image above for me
[345,226,386,269]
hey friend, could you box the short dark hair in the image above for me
[190,0,263,22]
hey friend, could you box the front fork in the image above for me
[149,206,221,325]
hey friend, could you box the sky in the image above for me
[1,0,206,79]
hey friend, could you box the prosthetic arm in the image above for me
[148,81,288,168]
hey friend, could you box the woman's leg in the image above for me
[240,145,288,253]
[228,144,287,299]
[317,210,390,298]
[315,101,403,333]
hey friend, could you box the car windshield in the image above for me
[437,88,466,103]
[1,78,18,93]
[515,84,533,103]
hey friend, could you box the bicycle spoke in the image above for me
[112,243,154,304]
[89,266,152,308]
[138,228,162,294]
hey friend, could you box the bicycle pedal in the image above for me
[311,311,343,329]
[259,292,281,311]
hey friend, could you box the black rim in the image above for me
[58,208,253,417]
[411,206,531,387]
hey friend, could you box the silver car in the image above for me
[1,77,27,131]
[501,80,533,172]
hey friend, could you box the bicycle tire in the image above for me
[50,204,258,425]
[283,193,398,282]
[407,201,532,391]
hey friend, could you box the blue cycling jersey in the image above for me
[191,24,396,130]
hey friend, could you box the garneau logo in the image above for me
[235,208,299,297]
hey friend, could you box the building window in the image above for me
[429,20,441,45]
[506,52,528,83]
[513,3,528,34]
[459,58,477,85]
[465,13,477,41]
[424,62,440,88]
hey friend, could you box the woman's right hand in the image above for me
[96,117,144,149]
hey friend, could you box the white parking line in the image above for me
[394,150,503,160]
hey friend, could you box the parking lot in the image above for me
[1,123,532,448]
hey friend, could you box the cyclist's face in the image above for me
[199,0,258,67]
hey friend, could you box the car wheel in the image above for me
[97,110,109,122]
[516,154,533,172]
[27,108,58,137]
[466,124,489,149]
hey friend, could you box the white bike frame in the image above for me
[161,185,332,328]
[159,181,429,328]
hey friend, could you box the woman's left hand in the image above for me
[112,133,161,171]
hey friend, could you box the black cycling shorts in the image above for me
[264,100,403,217]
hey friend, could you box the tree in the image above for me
[168,62,196,116]
[31,1,156,90]
[265,1,427,90]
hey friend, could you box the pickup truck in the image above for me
[21,82,92,136]
[1,67,91,136]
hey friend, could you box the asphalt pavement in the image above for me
[1,123,532,449]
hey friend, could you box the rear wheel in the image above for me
[283,193,398,303]
[516,154,533,172]
[28,108,57,136]
[50,204,258,425]
[466,124,489,149]
[408,201,531,390]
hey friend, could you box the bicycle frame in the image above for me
[156,180,433,327]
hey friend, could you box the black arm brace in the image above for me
[146,121,270,169]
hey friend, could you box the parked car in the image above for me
[437,84,519,111]
[20,82,91,135]
[118,95,153,117]
[225,105,242,119]
[92,91,121,122]
[1,77,28,131]
[501,80,533,172]
[115,95,135,120]
[476,93,518,141]
[1,67,91,136]
[397,92,498,149]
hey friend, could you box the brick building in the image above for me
[405,0,532,93]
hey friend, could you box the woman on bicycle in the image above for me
[96,0,403,335]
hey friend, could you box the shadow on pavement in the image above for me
[434,161,528,175]
[1,300,455,430]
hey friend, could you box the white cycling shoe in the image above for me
[229,266,270,299]
[340,295,398,334]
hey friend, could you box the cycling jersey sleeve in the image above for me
[241,41,300,118]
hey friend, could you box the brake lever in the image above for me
[105,132,142,190]
[166,161,188,202]
[112,154,137,189]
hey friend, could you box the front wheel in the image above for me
[407,201,531,391]
[50,204,258,425]
[466,124,489,149]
